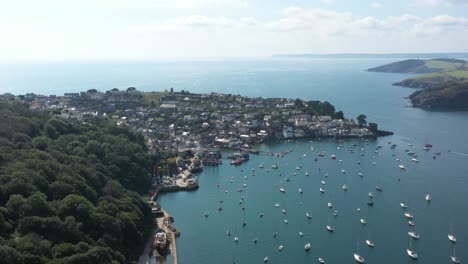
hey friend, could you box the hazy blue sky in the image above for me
[1,0,468,61]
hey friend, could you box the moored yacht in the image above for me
[425,194,431,201]
[408,231,420,239]
[448,234,457,243]
[407,249,418,259]
[404,212,414,219]
[366,240,374,247]
[354,253,365,263]
[326,225,334,232]
[305,242,311,251]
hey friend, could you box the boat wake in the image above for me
[451,151,468,157]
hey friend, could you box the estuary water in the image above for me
[1,58,468,263]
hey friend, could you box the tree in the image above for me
[357,114,367,127]
[0,245,24,264]
[334,110,344,120]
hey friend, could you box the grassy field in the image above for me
[414,68,468,80]
[424,59,466,70]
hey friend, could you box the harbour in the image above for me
[159,136,468,263]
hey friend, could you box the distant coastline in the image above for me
[273,53,468,59]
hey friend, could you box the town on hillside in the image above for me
[1,88,390,191]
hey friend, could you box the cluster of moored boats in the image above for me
[206,140,460,263]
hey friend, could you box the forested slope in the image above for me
[0,101,153,264]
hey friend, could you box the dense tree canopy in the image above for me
[0,102,153,264]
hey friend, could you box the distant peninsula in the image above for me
[273,53,468,59]
[367,58,466,74]
[368,58,468,110]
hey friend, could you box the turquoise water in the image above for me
[1,58,467,263]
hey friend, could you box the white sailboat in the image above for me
[404,212,414,219]
[305,242,311,251]
[407,237,418,259]
[320,187,325,193]
[408,231,420,239]
[449,234,457,243]
[354,240,365,263]
[451,244,460,263]
[425,194,431,201]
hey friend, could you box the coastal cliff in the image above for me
[369,59,468,110]
[408,81,468,110]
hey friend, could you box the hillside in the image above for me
[393,68,468,88]
[409,80,468,110]
[367,58,466,73]
[0,102,153,264]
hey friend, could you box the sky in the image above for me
[1,0,468,61]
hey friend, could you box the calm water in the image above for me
[1,58,467,263]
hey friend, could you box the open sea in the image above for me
[1,58,467,263]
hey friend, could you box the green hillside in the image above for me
[0,102,153,264]
[394,68,468,88]
[367,58,466,73]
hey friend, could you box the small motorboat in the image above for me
[320,188,325,193]
[360,218,367,224]
[273,232,278,238]
[375,186,383,192]
[278,245,283,251]
[282,209,287,214]
[341,169,346,174]
[226,230,231,236]
[404,212,414,219]
[354,253,365,263]
[280,188,286,193]
[275,203,280,208]
[259,212,264,218]
[327,202,333,208]
[299,231,304,237]
[448,234,457,243]
[366,240,374,247]
[358,172,363,177]
[408,231,420,239]
[407,249,418,259]
[333,210,339,216]
[305,242,311,251]
[368,192,374,198]
[284,219,289,224]
[234,237,239,242]
[411,158,419,162]
[306,212,312,219]
[326,225,334,232]
[204,211,209,217]
[342,184,348,191]
[408,221,415,226]
[321,180,326,185]
[318,257,325,263]
[299,188,303,193]
[305,172,309,176]
[399,165,406,170]
[264,256,269,262]
[400,203,407,209]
